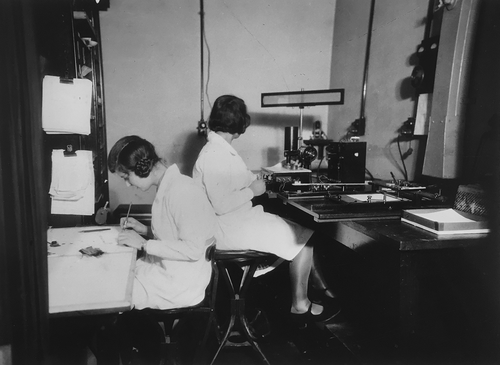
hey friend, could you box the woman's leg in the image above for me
[289,244,324,315]
[306,231,336,298]
[310,255,336,298]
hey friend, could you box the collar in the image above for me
[207,131,238,156]
[157,163,180,192]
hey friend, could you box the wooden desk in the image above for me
[47,226,136,316]
[271,196,495,361]
[323,219,488,251]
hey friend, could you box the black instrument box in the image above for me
[326,142,367,183]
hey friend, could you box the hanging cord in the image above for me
[199,0,204,121]
[203,16,212,109]
[349,0,375,137]
[316,157,324,180]
[396,135,409,181]
[197,0,208,135]
[360,0,375,124]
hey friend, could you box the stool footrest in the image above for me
[230,298,245,314]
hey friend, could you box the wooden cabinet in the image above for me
[38,0,109,226]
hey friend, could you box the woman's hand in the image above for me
[120,217,147,235]
[118,229,145,250]
[249,178,266,197]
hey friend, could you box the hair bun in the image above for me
[135,158,152,177]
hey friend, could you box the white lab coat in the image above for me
[193,132,312,260]
[133,164,215,310]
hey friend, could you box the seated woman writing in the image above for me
[192,95,340,325]
[97,135,217,365]
[108,135,216,310]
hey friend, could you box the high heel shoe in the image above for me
[310,287,338,305]
[290,301,340,326]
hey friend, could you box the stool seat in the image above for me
[214,249,278,264]
[210,249,278,365]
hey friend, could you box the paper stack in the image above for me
[402,208,489,235]
[42,75,92,135]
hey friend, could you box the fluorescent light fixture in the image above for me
[261,88,344,108]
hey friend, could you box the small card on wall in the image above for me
[42,75,92,135]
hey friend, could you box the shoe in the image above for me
[310,287,337,303]
[314,299,341,321]
[290,301,341,326]
[315,294,341,313]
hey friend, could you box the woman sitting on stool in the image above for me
[193,95,340,326]
[107,135,217,364]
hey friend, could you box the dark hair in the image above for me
[208,95,251,134]
[108,135,161,178]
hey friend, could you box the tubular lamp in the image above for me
[261,89,344,108]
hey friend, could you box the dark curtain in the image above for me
[0,0,49,364]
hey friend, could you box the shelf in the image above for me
[73,11,96,39]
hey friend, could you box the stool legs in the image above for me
[210,261,270,365]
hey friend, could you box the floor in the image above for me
[202,238,500,365]
[203,258,395,365]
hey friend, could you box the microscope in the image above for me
[303,120,333,163]
[283,126,317,169]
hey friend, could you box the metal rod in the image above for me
[299,107,304,147]
[200,0,205,121]
[360,0,375,120]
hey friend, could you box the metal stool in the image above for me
[142,244,220,365]
[210,250,278,365]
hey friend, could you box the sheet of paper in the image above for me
[47,226,133,256]
[42,75,92,135]
[345,193,400,202]
[262,161,311,174]
[50,149,95,215]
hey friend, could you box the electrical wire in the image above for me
[396,135,409,181]
[365,168,374,180]
[203,19,212,109]
[318,174,330,183]
[198,0,212,129]
[199,0,205,122]
[316,157,324,180]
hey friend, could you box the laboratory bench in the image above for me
[257,193,500,364]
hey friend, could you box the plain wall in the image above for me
[100,0,337,207]
[328,0,428,181]
[101,0,434,208]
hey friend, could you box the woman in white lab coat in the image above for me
[193,95,340,324]
[108,135,216,310]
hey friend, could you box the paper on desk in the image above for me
[345,193,400,202]
[262,161,311,173]
[42,75,92,135]
[49,149,94,215]
[409,208,477,223]
[47,226,133,256]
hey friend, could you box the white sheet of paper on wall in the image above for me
[50,149,95,215]
[42,75,92,135]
